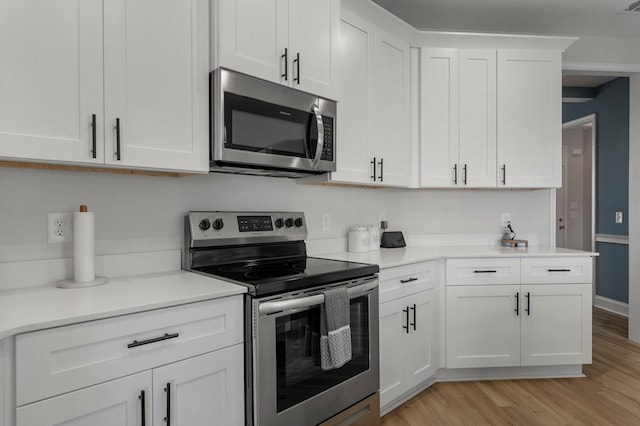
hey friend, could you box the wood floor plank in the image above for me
[381,308,640,425]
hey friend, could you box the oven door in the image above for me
[251,278,379,426]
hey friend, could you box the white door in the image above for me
[0,0,104,164]
[403,289,437,389]
[420,48,459,187]
[153,345,244,426]
[521,284,592,366]
[446,285,521,368]
[379,297,406,408]
[103,0,209,172]
[215,0,285,84]
[459,49,497,188]
[332,13,373,184]
[288,0,338,99]
[17,372,150,426]
[370,29,411,187]
[497,50,561,188]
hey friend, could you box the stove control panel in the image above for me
[186,211,308,247]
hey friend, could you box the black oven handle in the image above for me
[310,104,324,169]
[258,279,378,315]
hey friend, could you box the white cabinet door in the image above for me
[446,285,520,368]
[459,49,496,188]
[0,0,104,164]
[288,0,339,99]
[17,372,150,426]
[215,0,285,84]
[370,29,411,187]
[153,345,244,426]
[420,48,458,187]
[403,289,437,390]
[103,0,208,172]
[497,50,561,188]
[379,297,405,407]
[521,284,592,366]
[332,14,373,184]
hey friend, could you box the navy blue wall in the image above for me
[563,77,629,304]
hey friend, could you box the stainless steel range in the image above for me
[183,211,380,426]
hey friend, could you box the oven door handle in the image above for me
[258,280,378,315]
[310,104,324,169]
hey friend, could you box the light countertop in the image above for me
[0,271,246,340]
[319,246,598,269]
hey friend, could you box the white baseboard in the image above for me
[594,295,629,317]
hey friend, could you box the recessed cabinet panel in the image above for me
[332,16,372,183]
[420,48,459,187]
[0,0,104,163]
[446,258,520,286]
[521,257,592,284]
[497,50,561,188]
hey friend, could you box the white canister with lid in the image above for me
[348,226,370,252]
[368,225,380,251]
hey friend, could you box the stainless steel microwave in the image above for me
[210,68,337,178]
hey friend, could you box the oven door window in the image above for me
[224,92,318,159]
[275,296,370,413]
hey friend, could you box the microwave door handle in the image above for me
[311,104,324,169]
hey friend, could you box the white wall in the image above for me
[0,167,551,263]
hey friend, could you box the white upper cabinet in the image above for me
[497,50,562,188]
[420,48,496,188]
[0,0,104,164]
[214,0,339,99]
[328,10,411,187]
[0,0,209,173]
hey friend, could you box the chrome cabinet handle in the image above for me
[127,333,179,349]
[139,390,146,426]
[310,104,324,169]
[115,117,121,161]
[281,48,288,81]
[91,114,97,159]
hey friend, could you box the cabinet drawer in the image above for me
[379,260,440,303]
[16,296,243,406]
[446,258,520,285]
[521,257,593,284]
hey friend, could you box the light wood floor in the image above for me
[381,308,640,425]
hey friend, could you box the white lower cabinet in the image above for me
[446,257,593,369]
[14,297,244,426]
[379,261,439,408]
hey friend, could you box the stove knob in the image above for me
[212,218,224,230]
[294,217,304,227]
[285,218,294,228]
[199,219,211,231]
[275,218,284,228]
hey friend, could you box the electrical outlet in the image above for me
[501,213,512,227]
[48,212,73,243]
[616,211,623,224]
[378,213,386,225]
[321,213,331,231]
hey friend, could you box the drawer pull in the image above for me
[164,382,171,426]
[410,304,416,330]
[403,307,410,334]
[515,292,520,316]
[473,270,497,274]
[547,269,571,272]
[127,333,179,349]
[400,277,418,284]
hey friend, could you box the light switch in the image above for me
[616,212,623,224]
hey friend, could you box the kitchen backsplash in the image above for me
[0,167,551,263]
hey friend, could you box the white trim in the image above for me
[595,234,629,245]
[594,295,629,317]
[563,62,640,75]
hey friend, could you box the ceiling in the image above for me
[371,0,640,38]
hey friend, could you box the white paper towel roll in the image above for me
[73,208,95,283]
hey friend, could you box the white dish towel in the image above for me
[320,287,352,370]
